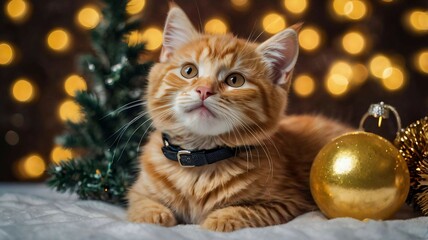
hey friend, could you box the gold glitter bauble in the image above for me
[395,116,428,216]
[310,131,410,220]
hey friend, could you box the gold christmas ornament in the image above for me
[310,102,410,220]
[395,116,428,216]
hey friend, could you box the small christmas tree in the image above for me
[47,0,152,205]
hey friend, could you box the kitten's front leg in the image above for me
[127,190,177,227]
[201,202,303,232]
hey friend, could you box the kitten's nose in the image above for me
[196,86,214,101]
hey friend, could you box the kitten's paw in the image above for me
[201,210,250,232]
[127,205,177,227]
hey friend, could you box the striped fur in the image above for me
[127,4,352,232]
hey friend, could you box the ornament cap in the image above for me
[359,101,402,136]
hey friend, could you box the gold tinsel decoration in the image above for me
[395,116,428,216]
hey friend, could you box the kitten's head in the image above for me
[147,4,300,147]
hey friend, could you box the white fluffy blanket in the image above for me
[0,184,427,240]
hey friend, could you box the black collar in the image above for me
[161,133,240,167]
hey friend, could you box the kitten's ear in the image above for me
[256,24,301,85]
[160,3,198,62]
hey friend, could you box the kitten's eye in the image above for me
[225,73,245,88]
[180,64,198,79]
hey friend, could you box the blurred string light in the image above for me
[262,13,286,34]
[127,31,140,46]
[15,154,46,179]
[368,54,392,79]
[299,26,322,52]
[47,28,71,52]
[5,130,19,146]
[293,74,315,97]
[205,18,228,34]
[77,5,101,30]
[128,27,163,50]
[11,78,35,102]
[325,74,349,96]
[368,54,407,91]
[141,27,163,50]
[381,66,406,91]
[5,0,30,22]
[59,99,83,123]
[325,60,357,97]
[283,0,308,15]
[51,146,72,164]
[64,74,87,96]
[331,0,368,21]
[230,0,250,10]
[404,10,428,33]
[351,63,369,86]
[126,0,145,15]
[341,31,366,55]
[414,49,428,74]
[0,42,14,65]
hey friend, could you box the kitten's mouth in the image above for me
[185,103,216,118]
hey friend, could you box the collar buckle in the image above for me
[177,150,194,167]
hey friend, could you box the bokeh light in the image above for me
[231,0,249,10]
[16,154,46,179]
[342,31,366,55]
[293,74,315,97]
[262,13,286,34]
[344,0,367,20]
[351,63,369,86]
[5,130,19,146]
[11,78,35,102]
[127,31,140,46]
[405,10,428,32]
[332,0,368,20]
[369,54,392,79]
[381,67,406,91]
[64,74,87,96]
[325,60,355,97]
[298,26,321,51]
[0,42,14,65]
[330,60,353,79]
[126,0,145,15]
[59,100,83,123]
[77,5,101,30]
[325,74,350,96]
[141,27,163,50]
[204,18,228,34]
[414,49,428,74]
[51,146,72,164]
[332,0,348,16]
[47,28,71,52]
[283,0,308,14]
[5,0,30,22]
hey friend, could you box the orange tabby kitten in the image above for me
[127,4,352,232]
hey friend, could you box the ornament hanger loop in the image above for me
[359,102,402,135]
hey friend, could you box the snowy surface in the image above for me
[0,183,427,240]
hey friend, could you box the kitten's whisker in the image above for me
[115,109,173,162]
[136,109,173,153]
[226,109,274,175]
[192,0,203,33]
[101,99,146,119]
[242,117,283,182]
[217,105,272,172]
[106,103,173,144]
